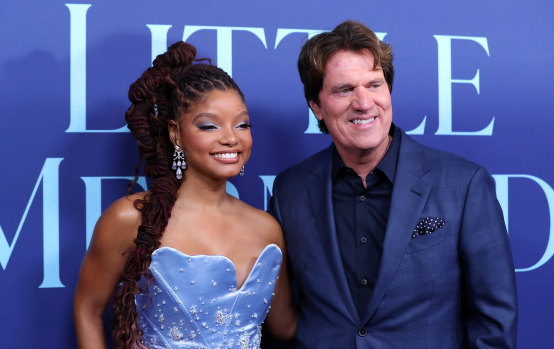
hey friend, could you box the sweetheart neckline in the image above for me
[151,244,281,291]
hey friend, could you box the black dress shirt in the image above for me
[331,124,400,318]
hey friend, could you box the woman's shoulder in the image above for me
[230,197,284,245]
[91,192,147,253]
[103,192,146,222]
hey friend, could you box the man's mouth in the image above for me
[351,117,375,125]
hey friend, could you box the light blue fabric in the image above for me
[135,244,282,349]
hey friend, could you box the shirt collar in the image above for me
[332,123,400,183]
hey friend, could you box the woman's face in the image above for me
[174,88,251,181]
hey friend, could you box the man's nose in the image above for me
[351,87,373,112]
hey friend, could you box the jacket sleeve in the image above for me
[267,174,289,275]
[460,166,518,348]
[267,174,283,225]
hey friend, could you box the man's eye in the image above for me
[337,88,352,94]
[367,81,383,89]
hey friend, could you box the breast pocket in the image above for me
[406,223,453,253]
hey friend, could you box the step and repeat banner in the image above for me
[1,0,552,347]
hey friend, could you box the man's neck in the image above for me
[335,135,393,188]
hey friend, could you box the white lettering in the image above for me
[405,116,428,135]
[493,174,554,272]
[434,35,494,136]
[0,158,64,288]
[183,26,267,77]
[259,175,276,211]
[226,182,239,199]
[148,24,172,63]
[65,3,128,133]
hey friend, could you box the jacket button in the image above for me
[357,327,368,337]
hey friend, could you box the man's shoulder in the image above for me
[421,141,479,168]
[274,146,332,188]
[278,146,332,177]
[399,128,483,173]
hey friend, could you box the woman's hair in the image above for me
[112,41,243,348]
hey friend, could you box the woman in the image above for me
[73,41,296,348]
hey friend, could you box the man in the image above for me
[269,20,517,348]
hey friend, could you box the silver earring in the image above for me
[239,165,245,176]
[172,145,186,179]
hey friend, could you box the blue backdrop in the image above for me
[1,1,553,347]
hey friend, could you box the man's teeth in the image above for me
[212,152,238,159]
[352,118,375,125]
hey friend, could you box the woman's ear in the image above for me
[167,120,178,146]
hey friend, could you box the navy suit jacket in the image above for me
[269,128,517,348]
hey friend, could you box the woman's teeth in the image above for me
[212,152,238,159]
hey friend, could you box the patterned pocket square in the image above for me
[412,216,446,238]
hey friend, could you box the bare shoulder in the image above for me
[103,192,145,223]
[89,192,146,255]
[231,197,284,247]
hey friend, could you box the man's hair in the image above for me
[297,20,394,133]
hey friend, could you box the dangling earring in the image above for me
[172,145,186,180]
[239,165,245,176]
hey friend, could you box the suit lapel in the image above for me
[306,146,360,322]
[362,132,432,323]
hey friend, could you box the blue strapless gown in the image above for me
[135,244,282,349]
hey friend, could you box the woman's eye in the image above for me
[198,123,219,130]
[236,122,251,129]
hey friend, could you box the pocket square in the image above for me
[412,216,446,238]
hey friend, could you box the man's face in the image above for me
[310,49,392,158]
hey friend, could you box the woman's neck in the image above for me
[174,170,230,209]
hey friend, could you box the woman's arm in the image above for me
[262,215,298,340]
[73,195,142,348]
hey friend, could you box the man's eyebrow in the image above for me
[366,78,385,84]
[331,78,384,91]
[331,83,354,91]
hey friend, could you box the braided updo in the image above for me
[112,41,243,348]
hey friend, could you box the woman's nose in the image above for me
[221,127,238,146]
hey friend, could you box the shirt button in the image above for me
[361,278,368,286]
[360,237,367,244]
[357,327,368,337]
[360,195,366,201]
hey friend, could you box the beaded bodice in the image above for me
[135,244,282,349]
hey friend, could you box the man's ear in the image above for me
[309,100,323,121]
[167,120,179,146]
